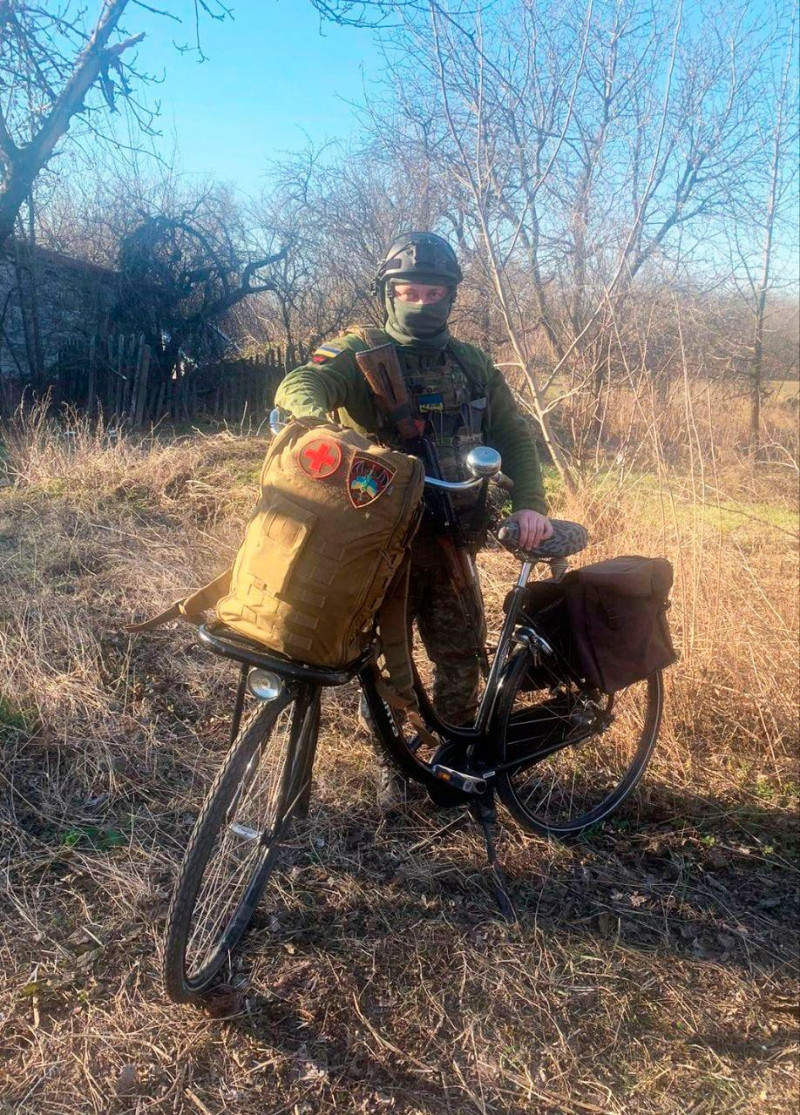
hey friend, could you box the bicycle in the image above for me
[162,445,663,1003]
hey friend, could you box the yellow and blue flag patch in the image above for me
[311,342,345,365]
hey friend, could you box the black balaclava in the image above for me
[383,279,455,350]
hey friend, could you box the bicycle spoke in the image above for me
[181,701,298,981]
[497,659,662,835]
[186,845,259,968]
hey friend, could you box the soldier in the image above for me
[275,232,552,807]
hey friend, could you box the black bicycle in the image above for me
[162,448,663,1003]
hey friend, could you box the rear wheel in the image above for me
[494,651,662,836]
[163,683,319,1003]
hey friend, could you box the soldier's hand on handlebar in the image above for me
[504,510,553,551]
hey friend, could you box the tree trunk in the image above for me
[0,1,139,250]
[26,197,45,388]
[749,356,762,455]
[749,152,777,458]
[523,367,579,496]
[0,166,38,250]
[746,12,793,456]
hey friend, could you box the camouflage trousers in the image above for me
[407,548,486,727]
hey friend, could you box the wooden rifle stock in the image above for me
[355,344,421,440]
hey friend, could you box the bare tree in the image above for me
[725,3,799,454]
[247,141,458,362]
[355,0,789,487]
[114,185,287,390]
[0,0,232,248]
[309,0,454,25]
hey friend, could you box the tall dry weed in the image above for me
[0,402,268,839]
[2,391,796,795]
[1,397,264,519]
[0,389,798,1115]
[566,375,800,478]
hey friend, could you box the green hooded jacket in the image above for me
[274,329,547,515]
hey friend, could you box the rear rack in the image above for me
[198,622,375,687]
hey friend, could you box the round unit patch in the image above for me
[298,438,342,479]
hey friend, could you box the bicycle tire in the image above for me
[493,650,662,836]
[163,683,319,1003]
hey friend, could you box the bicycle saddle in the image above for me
[498,518,588,559]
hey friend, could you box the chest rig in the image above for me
[397,348,487,483]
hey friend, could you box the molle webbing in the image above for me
[126,419,426,709]
[348,324,390,350]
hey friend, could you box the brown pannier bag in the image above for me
[512,556,677,693]
[127,420,424,676]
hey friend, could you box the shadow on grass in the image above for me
[198,779,799,1110]
[3,737,797,1113]
[251,779,799,973]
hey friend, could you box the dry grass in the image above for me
[0,398,797,1114]
[558,376,800,477]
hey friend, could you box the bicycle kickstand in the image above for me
[469,794,516,923]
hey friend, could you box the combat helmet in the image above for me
[372,232,463,295]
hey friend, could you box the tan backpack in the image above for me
[128,420,424,687]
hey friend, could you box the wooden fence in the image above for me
[44,334,296,426]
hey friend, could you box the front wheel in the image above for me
[163,683,320,1003]
[494,650,662,836]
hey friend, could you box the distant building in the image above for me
[0,238,285,422]
[0,239,118,385]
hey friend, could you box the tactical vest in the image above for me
[349,327,489,487]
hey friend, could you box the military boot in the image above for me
[358,693,410,813]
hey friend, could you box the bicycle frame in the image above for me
[413,557,537,745]
[351,548,571,796]
[373,535,601,791]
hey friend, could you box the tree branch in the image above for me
[241,247,289,289]
[25,3,142,170]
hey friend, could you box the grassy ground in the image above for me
[0,403,797,1114]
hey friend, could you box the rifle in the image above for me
[355,344,488,673]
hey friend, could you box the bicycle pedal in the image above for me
[431,764,487,795]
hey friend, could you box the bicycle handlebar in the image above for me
[423,467,513,493]
[424,474,485,492]
[422,467,588,560]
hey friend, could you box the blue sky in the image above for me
[105,1,797,288]
[126,0,378,193]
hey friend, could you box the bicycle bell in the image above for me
[466,446,502,478]
[269,406,290,437]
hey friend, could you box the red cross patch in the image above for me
[298,437,342,479]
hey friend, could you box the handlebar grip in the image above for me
[498,518,589,559]
[495,471,514,492]
[497,521,519,544]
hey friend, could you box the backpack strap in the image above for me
[125,567,232,633]
[376,556,414,703]
[347,323,390,349]
[375,551,438,748]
